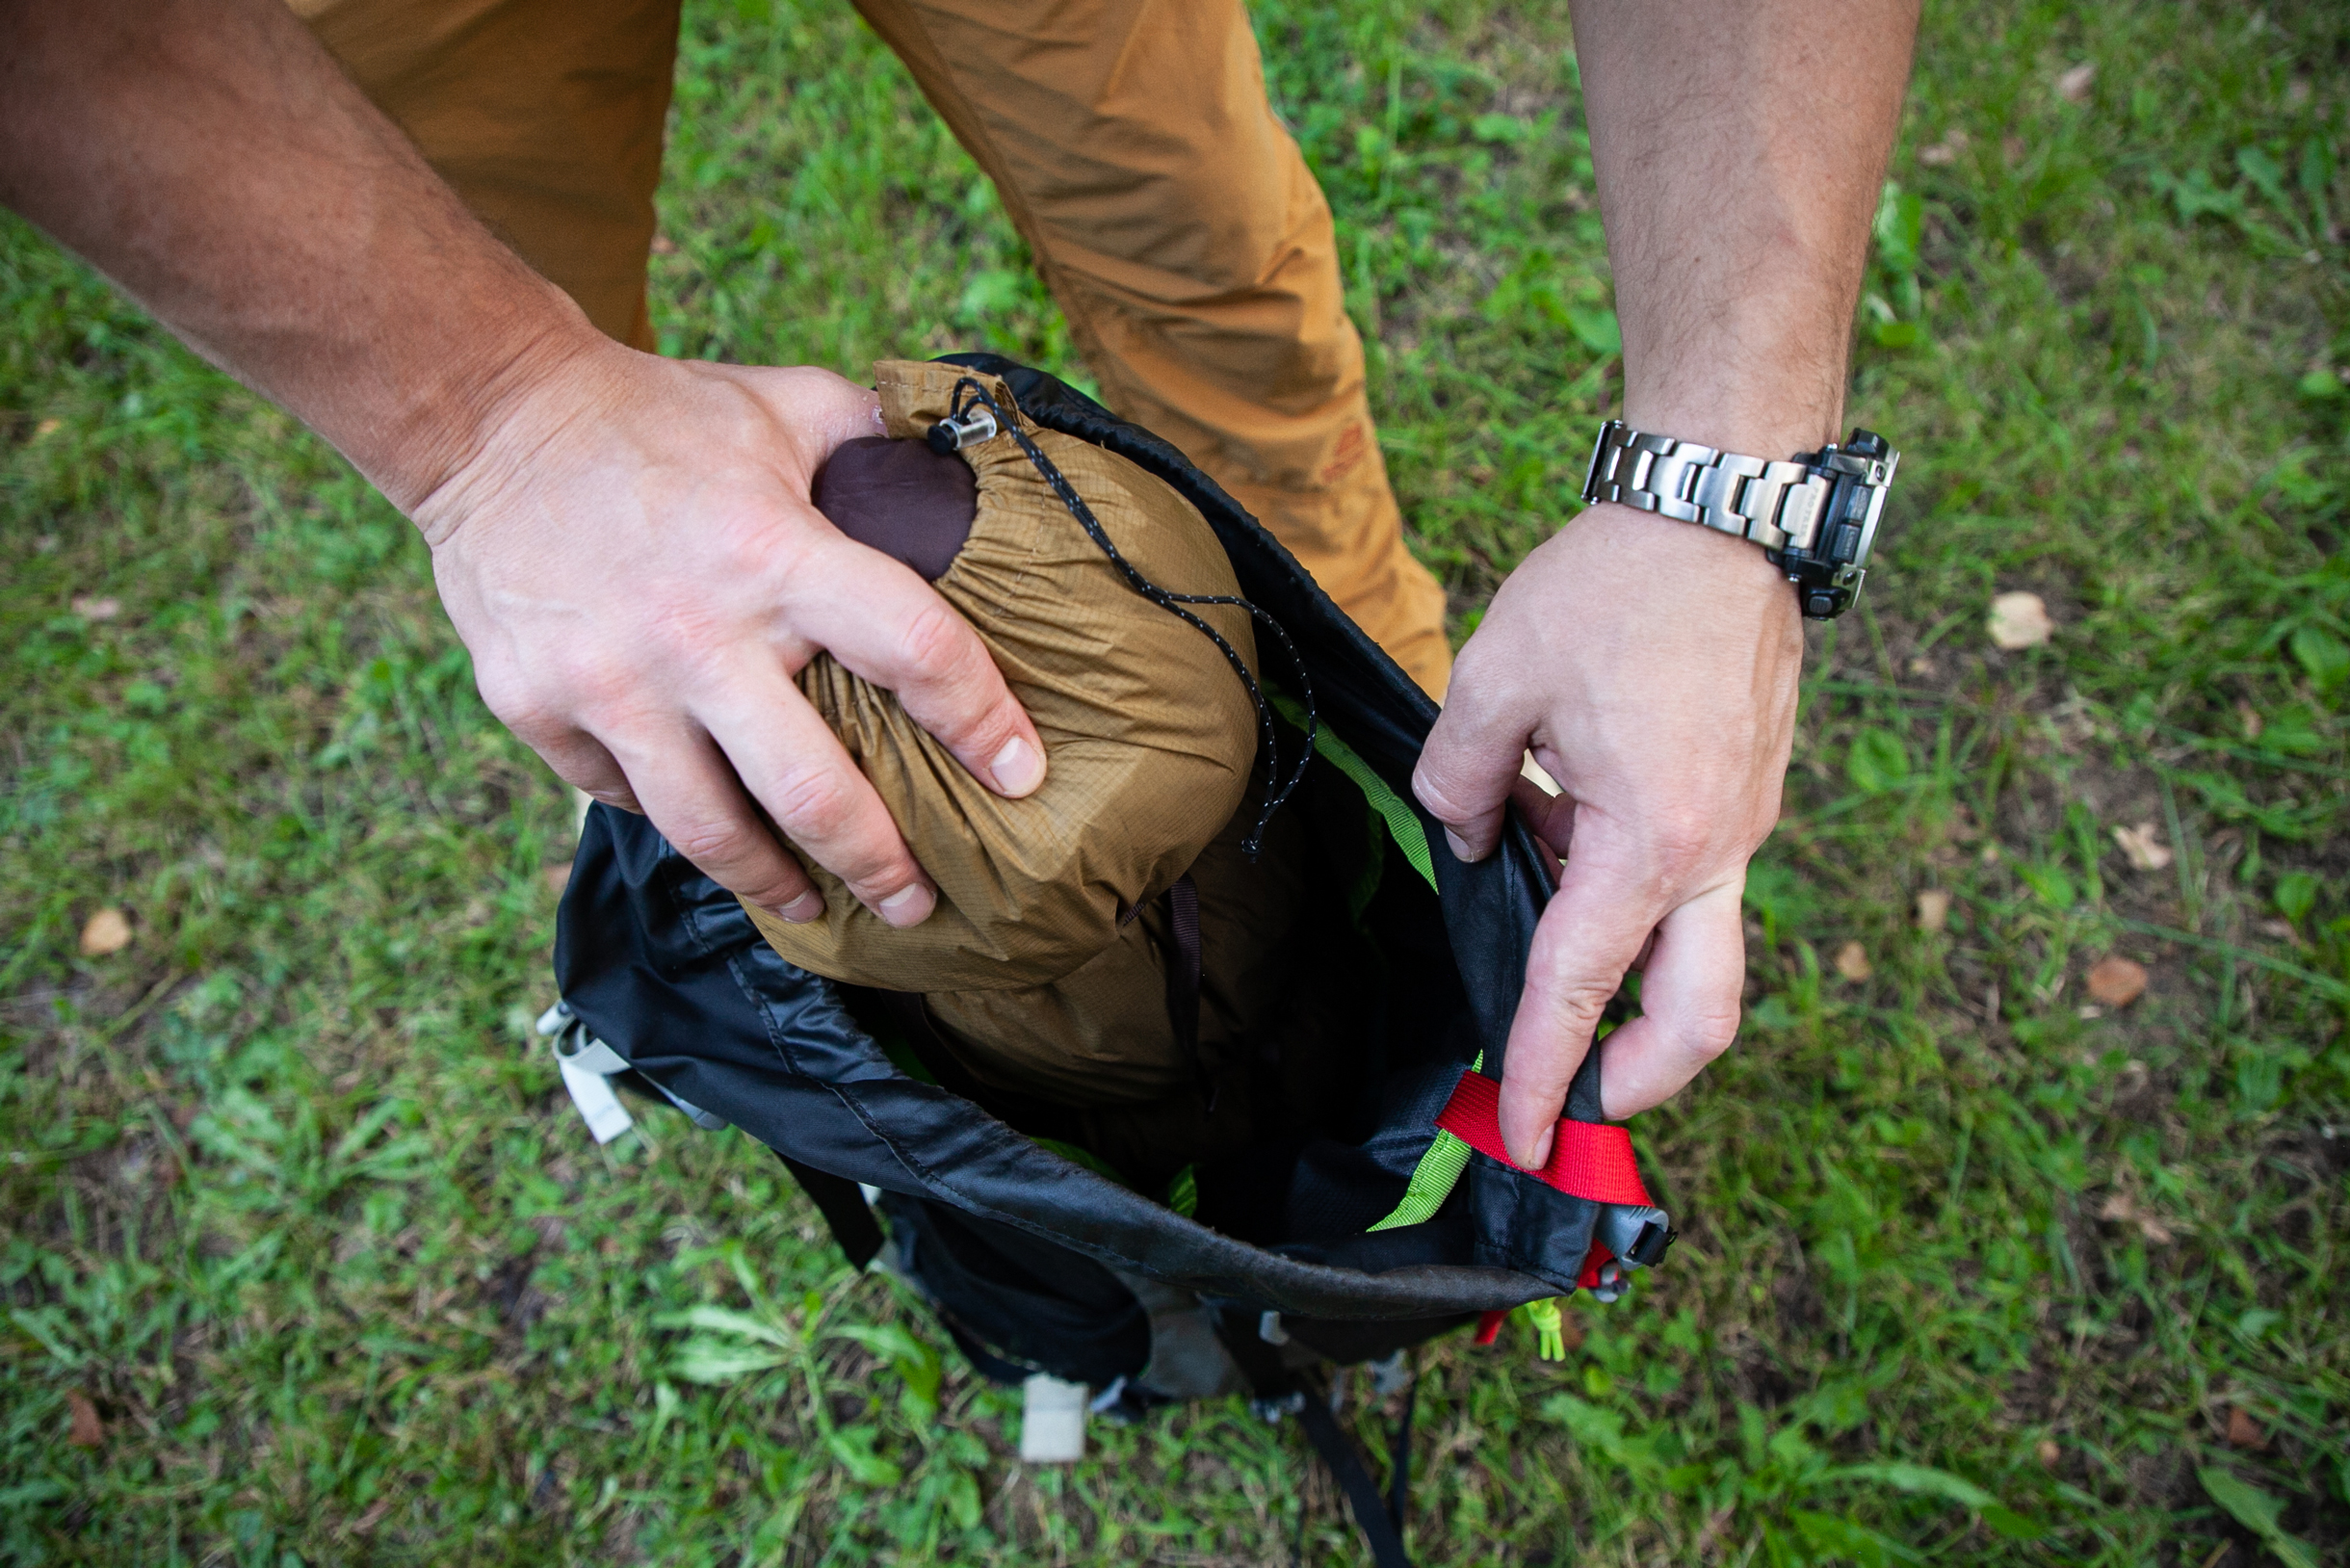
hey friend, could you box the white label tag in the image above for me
[558,1055,635,1144]
[1019,1374,1087,1464]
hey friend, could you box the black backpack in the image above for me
[543,353,1675,1565]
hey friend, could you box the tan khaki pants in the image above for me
[299,0,1451,694]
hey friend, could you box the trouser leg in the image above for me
[849,0,1452,695]
[292,0,683,350]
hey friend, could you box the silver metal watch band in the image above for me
[1581,422,1832,556]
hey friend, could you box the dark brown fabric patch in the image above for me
[814,435,978,581]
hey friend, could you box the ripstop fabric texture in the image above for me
[752,360,1312,1142]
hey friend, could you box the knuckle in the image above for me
[767,765,859,845]
[896,598,976,682]
[474,668,546,731]
[737,867,812,909]
[666,817,763,870]
[1643,809,1715,874]
[559,652,639,716]
[1679,1002,1742,1061]
[1528,959,1622,1029]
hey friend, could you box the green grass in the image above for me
[3,0,2346,1561]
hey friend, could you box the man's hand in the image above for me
[1414,506,1799,1161]
[1411,0,1916,1162]
[417,342,1047,925]
[0,0,1047,925]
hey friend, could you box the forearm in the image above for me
[0,0,597,513]
[1568,0,1919,457]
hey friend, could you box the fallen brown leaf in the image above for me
[79,907,133,957]
[2001,133,2027,167]
[1833,940,1872,981]
[2086,955,2148,1007]
[2111,823,2173,872]
[2098,1191,2175,1244]
[1917,127,1971,168]
[2036,1438,2061,1469]
[2056,63,2096,103]
[2225,1406,2268,1450]
[71,595,121,621]
[1987,591,2054,649]
[34,417,63,439]
[2259,917,2307,948]
[344,1497,395,1536]
[65,1391,103,1449]
[1915,889,1951,932]
[2236,701,2263,741]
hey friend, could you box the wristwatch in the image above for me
[1580,420,1899,618]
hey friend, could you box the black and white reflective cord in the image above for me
[934,377,1317,857]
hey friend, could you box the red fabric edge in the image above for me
[1434,1071,1654,1208]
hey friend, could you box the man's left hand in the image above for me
[1412,500,1801,1164]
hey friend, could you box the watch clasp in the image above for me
[1783,428,1897,619]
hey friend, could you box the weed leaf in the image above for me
[669,1338,792,1384]
[2196,1467,2316,1568]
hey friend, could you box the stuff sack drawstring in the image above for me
[932,377,1317,858]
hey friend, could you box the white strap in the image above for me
[538,999,727,1137]
[1019,1375,1088,1464]
[556,1052,636,1145]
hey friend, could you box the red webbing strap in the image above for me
[1434,1071,1653,1207]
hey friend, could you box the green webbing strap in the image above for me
[1367,1131,1472,1232]
[1367,1054,1481,1232]
[1267,692,1437,895]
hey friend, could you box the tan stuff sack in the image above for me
[746,361,1317,1184]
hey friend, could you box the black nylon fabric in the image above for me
[551,355,1645,1369]
[557,803,1568,1317]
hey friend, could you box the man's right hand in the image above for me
[2,0,1045,928]
[413,341,1048,927]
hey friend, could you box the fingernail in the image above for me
[1529,1126,1555,1169]
[1445,827,1479,863]
[769,892,823,924]
[990,735,1045,797]
[877,883,935,928]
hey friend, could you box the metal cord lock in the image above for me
[925,404,998,453]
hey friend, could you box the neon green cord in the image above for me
[1522,1297,1566,1362]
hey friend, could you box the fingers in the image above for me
[1414,666,1537,864]
[688,662,940,928]
[1509,772,1577,864]
[788,531,1048,800]
[1592,882,1745,1119]
[511,722,643,815]
[1495,834,1662,1166]
[604,727,827,922]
